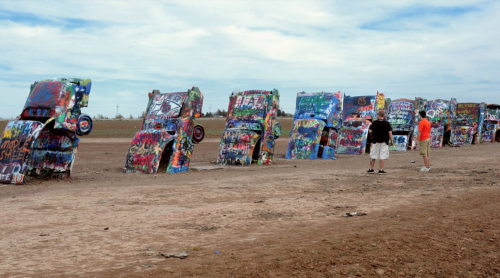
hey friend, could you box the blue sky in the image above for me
[0,0,499,119]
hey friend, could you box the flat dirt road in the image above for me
[1,139,500,277]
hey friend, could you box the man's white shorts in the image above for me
[370,143,389,160]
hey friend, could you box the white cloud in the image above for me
[0,0,499,119]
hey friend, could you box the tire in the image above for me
[192,125,205,144]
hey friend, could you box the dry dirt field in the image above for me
[1,119,500,277]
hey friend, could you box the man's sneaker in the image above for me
[367,169,375,174]
[420,167,431,172]
[378,170,386,174]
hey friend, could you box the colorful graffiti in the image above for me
[483,105,500,143]
[424,99,455,124]
[412,98,456,148]
[0,121,43,184]
[451,103,485,145]
[451,126,475,145]
[342,92,385,120]
[482,122,500,142]
[486,105,500,121]
[286,119,325,159]
[227,92,267,121]
[217,130,261,165]
[294,91,343,129]
[430,124,445,148]
[218,89,280,165]
[286,91,342,160]
[1,78,92,184]
[386,99,415,151]
[124,87,204,174]
[388,135,408,151]
[336,119,371,154]
[387,99,415,132]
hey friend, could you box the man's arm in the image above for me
[411,131,422,150]
[389,131,394,146]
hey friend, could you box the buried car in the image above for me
[0,78,93,184]
[124,87,204,174]
[217,89,281,165]
[286,91,343,159]
[450,102,486,145]
[412,98,457,148]
[386,98,415,151]
[483,104,500,142]
[336,91,386,154]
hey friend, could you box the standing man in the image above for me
[367,110,394,174]
[412,111,431,171]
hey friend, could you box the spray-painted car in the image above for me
[0,78,93,184]
[124,87,204,174]
[412,98,457,148]
[450,103,486,145]
[483,104,500,142]
[386,98,415,151]
[286,91,343,159]
[336,92,385,154]
[217,89,280,165]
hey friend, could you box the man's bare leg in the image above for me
[423,156,430,168]
[379,159,385,170]
[370,159,376,169]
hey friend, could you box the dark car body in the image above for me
[0,78,92,184]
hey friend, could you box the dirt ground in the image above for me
[1,138,500,277]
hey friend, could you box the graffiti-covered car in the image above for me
[286,91,343,159]
[450,102,486,145]
[124,87,204,174]
[336,91,385,154]
[0,78,93,184]
[386,98,415,151]
[217,89,280,165]
[412,98,457,148]
[483,104,500,142]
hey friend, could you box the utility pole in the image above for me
[116,103,119,117]
[209,105,212,114]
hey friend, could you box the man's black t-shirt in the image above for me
[369,119,392,144]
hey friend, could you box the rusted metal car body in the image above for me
[217,89,281,165]
[450,102,486,145]
[336,92,385,154]
[124,87,204,174]
[286,91,343,159]
[0,78,93,184]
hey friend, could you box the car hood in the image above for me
[217,129,262,166]
[286,119,325,159]
[124,130,176,174]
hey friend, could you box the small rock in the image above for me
[375,269,385,275]
[104,227,109,230]
[39,233,50,236]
